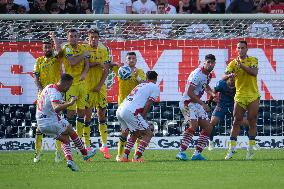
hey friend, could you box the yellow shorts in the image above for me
[235,95,260,110]
[66,81,87,110]
[86,91,108,109]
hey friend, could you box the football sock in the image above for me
[99,122,108,147]
[179,127,195,152]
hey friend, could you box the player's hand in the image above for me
[92,85,102,92]
[69,96,77,105]
[201,103,211,112]
[79,73,86,81]
[236,57,243,68]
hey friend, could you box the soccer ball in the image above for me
[118,66,132,80]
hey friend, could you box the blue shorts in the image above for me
[212,106,233,120]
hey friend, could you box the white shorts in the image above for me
[36,117,69,139]
[180,102,208,121]
[116,108,149,132]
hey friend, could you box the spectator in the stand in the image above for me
[104,0,132,14]
[48,0,77,13]
[158,0,177,13]
[0,0,7,13]
[17,4,26,13]
[93,0,105,13]
[157,1,166,13]
[6,0,20,13]
[132,0,157,14]
[257,0,284,14]
[30,0,49,14]
[78,0,92,14]
[49,2,61,13]
[200,0,221,13]
[14,0,29,12]
[226,0,255,13]
[176,0,197,13]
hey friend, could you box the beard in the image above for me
[45,51,53,58]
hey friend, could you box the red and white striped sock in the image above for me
[180,127,194,151]
[124,135,137,157]
[135,140,149,158]
[61,143,72,161]
[196,130,209,153]
[70,132,87,155]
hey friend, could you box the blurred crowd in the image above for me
[0,0,284,14]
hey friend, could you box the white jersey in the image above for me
[119,82,160,114]
[36,84,64,119]
[132,0,157,14]
[180,67,212,107]
[106,0,132,14]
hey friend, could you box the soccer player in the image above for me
[111,51,146,161]
[36,74,96,171]
[33,39,63,163]
[223,40,260,160]
[84,29,112,159]
[176,54,217,161]
[208,76,249,150]
[55,29,90,147]
[116,71,160,162]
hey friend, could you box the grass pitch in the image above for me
[0,149,283,189]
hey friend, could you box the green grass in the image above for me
[0,149,284,189]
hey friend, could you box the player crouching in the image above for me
[36,74,96,171]
[116,71,160,162]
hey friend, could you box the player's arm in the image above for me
[80,58,90,81]
[236,58,258,76]
[49,32,62,55]
[66,51,89,66]
[51,97,77,113]
[92,63,109,92]
[141,99,154,119]
[205,84,219,102]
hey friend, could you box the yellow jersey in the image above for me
[85,43,110,95]
[113,66,146,105]
[226,56,260,99]
[62,43,88,84]
[33,55,61,88]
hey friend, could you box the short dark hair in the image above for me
[88,28,100,36]
[60,73,73,83]
[205,54,216,61]
[238,40,247,47]
[146,71,158,81]
[126,51,136,56]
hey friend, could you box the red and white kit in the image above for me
[36,84,69,138]
[179,67,212,121]
[117,82,160,132]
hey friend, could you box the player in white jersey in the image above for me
[36,74,96,171]
[116,71,160,162]
[176,54,217,161]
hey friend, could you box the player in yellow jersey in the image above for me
[84,29,112,158]
[33,39,63,163]
[54,29,90,147]
[112,51,146,162]
[223,40,260,160]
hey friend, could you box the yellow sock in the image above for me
[117,140,127,156]
[55,140,61,152]
[249,140,256,146]
[76,119,84,138]
[99,123,108,146]
[134,138,141,154]
[229,140,237,151]
[35,131,43,154]
[83,126,91,147]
